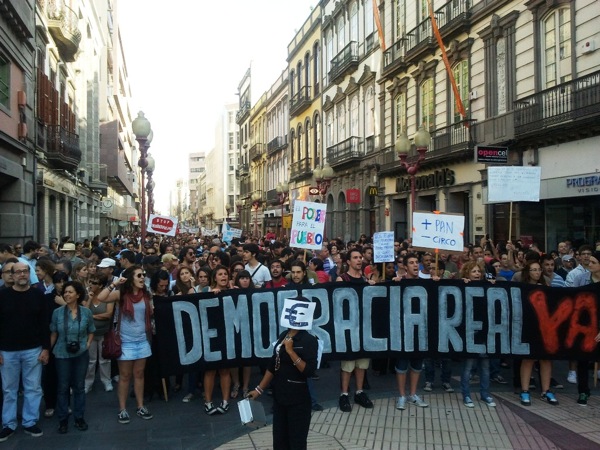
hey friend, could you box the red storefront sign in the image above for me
[347,189,361,203]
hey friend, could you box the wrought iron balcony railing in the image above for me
[290,157,313,180]
[290,86,312,117]
[328,41,359,84]
[267,135,288,156]
[326,136,362,168]
[46,125,81,171]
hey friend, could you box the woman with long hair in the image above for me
[459,261,495,408]
[96,265,154,424]
[71,262,90,287]
[518,261,557,406]
[201,265,232,414]
[35,259,56,294]
[192,267,211,293]
[174,266,196,295]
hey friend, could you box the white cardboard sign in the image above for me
[373,231,395,263]
[290,200,326,250]
[412,212,465,252]
[488,166,541,203]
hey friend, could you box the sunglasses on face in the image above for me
[135,272,146,278]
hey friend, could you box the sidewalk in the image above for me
[219,370,600,450]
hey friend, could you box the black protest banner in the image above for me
[153,280,600,376]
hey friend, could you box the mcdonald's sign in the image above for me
[368,186,379,196]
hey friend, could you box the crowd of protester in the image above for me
[0,231,599,443]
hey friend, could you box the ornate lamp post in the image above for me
[276,181,289,239]
[225,204,232,223]
[313,163,334,200]
[251,191,262,238]
[146,153,155,215]
[395,126,431,231]
[132,112,152,244]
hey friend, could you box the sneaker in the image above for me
[216,401,229,414]
[396,396,407,410]
[204,402,218,415]
[44,408,55,418]
[339,394,352,412]
[104,382,113,392]
[423,382,433,392]
[84,385,92,394]
[441,382,454,393]
[529,377,536,390]
[482,396,496,407]
[567,371,577,384]
[550,378,564,389]
[182,393,194,403]
[118,409,130,424]
[577,393,589,406]
[136,406,153,420]
[74,418,88,431]
[23,425,43,437]
[58,420,68,434]
[491,374,508,384]
[112,375,120,383]
[520,391,531,406]
[463,396,474,408]
[541,391,558,406]
[409,394,429,408]
[354,391,374,409]
[311,403,324,411]
[0,428,15,442]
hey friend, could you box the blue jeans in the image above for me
[0,347,43,429]
[460,356,491,400]
[424,358,452,384]
[56,350,89,421]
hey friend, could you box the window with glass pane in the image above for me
[420,79,434,130]
[395,92,406,136]
[326,112,333,147]
[543,7,571,88]
[366,87,375,136]
[365,0,374,36]
[0,55,9,108]
[452,60,469,123]
[350,96,359,137]
[337,103,346,141]
[350,2,358,42]
[396,0,405,37]
[337,16,345,51]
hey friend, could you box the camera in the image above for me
[66,341,80,354]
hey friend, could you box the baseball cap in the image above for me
[561,254,575,262]
[97,258,116,268]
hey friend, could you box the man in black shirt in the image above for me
[0,263,50,442]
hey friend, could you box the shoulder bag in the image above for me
[102,304,122,359]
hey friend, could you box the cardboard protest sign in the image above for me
[488,166,541,203]
[373,231,395,263]
[290,200,326,250]
[412,212,464,252]
[147,214,178,236]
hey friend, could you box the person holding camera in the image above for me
[49,281,95,434]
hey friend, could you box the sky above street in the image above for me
[118,0,317,213]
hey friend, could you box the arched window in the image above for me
[542,7,572,88]
[420,78,434,130]
[452,60,469,123]
[298,124,304,161]
[305,119,312,164]
[326,30,333,77]
[496,36,507,114]
[296,62,302,93]
[290,70,296,97]
[350,96,359,136]
[290,129,296,161]
[396,92,406,136]
[313,113,321,167]
[365,0,374,37]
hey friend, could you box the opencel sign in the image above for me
[291,205,326,246]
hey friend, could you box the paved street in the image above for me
[2,360,600,449]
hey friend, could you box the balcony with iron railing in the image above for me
[43,0,82,62]
[240,178,252,198]
[328,41,359,84]
[236,100,251,124]
[267,135,288,156]
[326,136,362,169]
[514,70,600,139]
[290,86,312,117]
[383,38,407,76]
[434,0,471,41]
[87,163,108,196]
[46,125,81,172]
[290,157,313,181]
[249,143,265,161]
[236,163,249,178]
[379,120,476,175]
[404,19,436,62]
[266,188,279,205]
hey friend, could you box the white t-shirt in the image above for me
[245,262,272,287]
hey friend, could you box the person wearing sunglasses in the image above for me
[96,265,154,424]
[84,276,114,394]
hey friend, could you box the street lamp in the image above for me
[132,111,152,244]
[276,181,289,239]
[146,153,155,215]
[313,163,334,199]
[251,191,262,239]
[396,126,431,231]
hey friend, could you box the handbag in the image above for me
[102,305,122,359]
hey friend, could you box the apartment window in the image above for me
[452,60,469,123]
[313,113,321,167]
[350,96,359,137]
[304,53,311,93]
[395,92,406,136]
[298,124,304,160]
[365,86,375,137]
[228,132,234,150]
[350,2,359,42]
[396,0,405,37]
[305,119,312,161]
[496,37,507,114]
[290,70,296,97]
[337,103,346,141]
[420,78,434,130]
[365,0,374,37]
[337,16,345,52]
[326,111,333,147]
[0,54,9,109]
[326,30,333,76]
[313,42,320,95]
[542,7,572,88]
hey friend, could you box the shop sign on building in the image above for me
[396,168,455,193]
[346,189,360,203]
[475,145,508,164]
